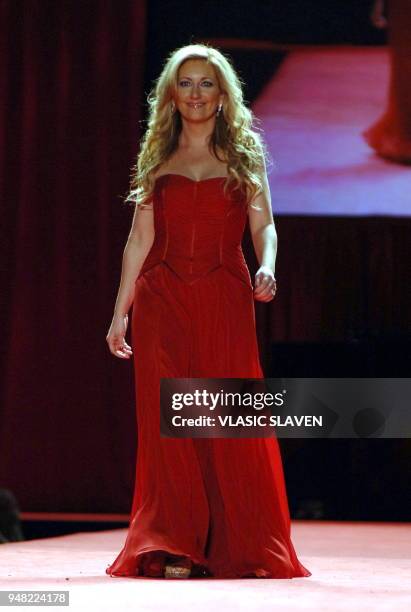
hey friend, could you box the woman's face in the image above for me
[174,58,223,124]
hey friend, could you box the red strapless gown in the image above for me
[362,0,411,163]
[105,174,311,579]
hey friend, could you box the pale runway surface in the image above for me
[253,46,411,217]
[1,521,410,611]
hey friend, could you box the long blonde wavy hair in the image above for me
[124,43,271,209]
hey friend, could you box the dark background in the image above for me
[144,0,387,103]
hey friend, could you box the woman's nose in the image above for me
[191,85,201,98]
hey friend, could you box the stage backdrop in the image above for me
[0,0,147,513]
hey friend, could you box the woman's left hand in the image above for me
[253,266,277,302]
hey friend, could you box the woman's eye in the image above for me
[178,80,214,87]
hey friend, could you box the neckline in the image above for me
[154,173,228,184]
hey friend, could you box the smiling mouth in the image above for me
[187,103,205,109]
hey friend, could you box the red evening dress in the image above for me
[106,173,311,579]
[362,0,411,163]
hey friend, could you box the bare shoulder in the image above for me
[152,164,169,181]
[152,155,177,180]
[138,164,171,208]
[214,145,229,163]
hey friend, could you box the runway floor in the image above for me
[1,520,410,611]
[253,45,411,217]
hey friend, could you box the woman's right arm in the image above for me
[106,203,154,359]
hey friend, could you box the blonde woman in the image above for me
[105,44,311,580]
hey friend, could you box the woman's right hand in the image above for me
[106,313,133,359]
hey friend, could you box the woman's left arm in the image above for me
[248,163,278,302]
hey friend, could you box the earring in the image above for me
[170,100,176,113]
[216,103,223,117]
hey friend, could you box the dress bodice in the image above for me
[137,174,252,288]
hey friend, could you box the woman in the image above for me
[363,0,411,163]
[105,43,311,580]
